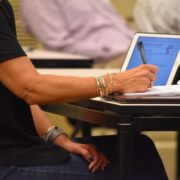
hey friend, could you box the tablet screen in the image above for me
[126,36,180,85]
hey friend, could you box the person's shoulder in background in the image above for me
[133,0,180,34]
[20,0,134,63]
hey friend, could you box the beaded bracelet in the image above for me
[95,74,114,97]
[96,76,106,97]
[107,73,114,94]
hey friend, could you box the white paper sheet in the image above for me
[124,85,180,97]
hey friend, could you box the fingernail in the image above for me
[88,157,93,162]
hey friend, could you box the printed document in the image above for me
[124,85,180,97]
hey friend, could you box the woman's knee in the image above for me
[136,134,157,149]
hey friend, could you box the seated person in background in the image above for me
[134,0,180,33]
[20,0,134,68]
[0,0,168,179]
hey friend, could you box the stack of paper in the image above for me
[105,85,180,103]
[124,85,180,97]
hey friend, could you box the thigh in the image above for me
[75,134,168,180]
[0,154,117,180]
[0,135,168,180]
[131,134,168,180]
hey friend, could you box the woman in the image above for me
[0,0,168,179]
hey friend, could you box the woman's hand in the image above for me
[111,64,158,93]
[55,135,110,173]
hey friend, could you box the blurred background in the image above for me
[11,0,177,179]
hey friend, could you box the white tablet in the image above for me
[121,33,180,86]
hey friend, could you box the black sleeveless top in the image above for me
[0,0,69,165]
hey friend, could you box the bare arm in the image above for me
[0,56,98,104]
[31,105,110,172]
[0,56,157,105]
[30,105,52,137]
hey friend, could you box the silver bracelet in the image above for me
[43,126,67,143]
[107,73,114,94]
[95,75,108,97]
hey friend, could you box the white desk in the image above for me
[38,68,120,77]
[27,49,93,68]
[27,49,90,60]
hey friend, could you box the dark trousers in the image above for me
[0,135,168,180]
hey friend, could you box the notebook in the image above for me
[106,33,180,103]
[106,85,180,104]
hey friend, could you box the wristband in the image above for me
[43,126,67,143]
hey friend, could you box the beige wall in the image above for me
[11,0,40,48]
[111,0,136,19]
